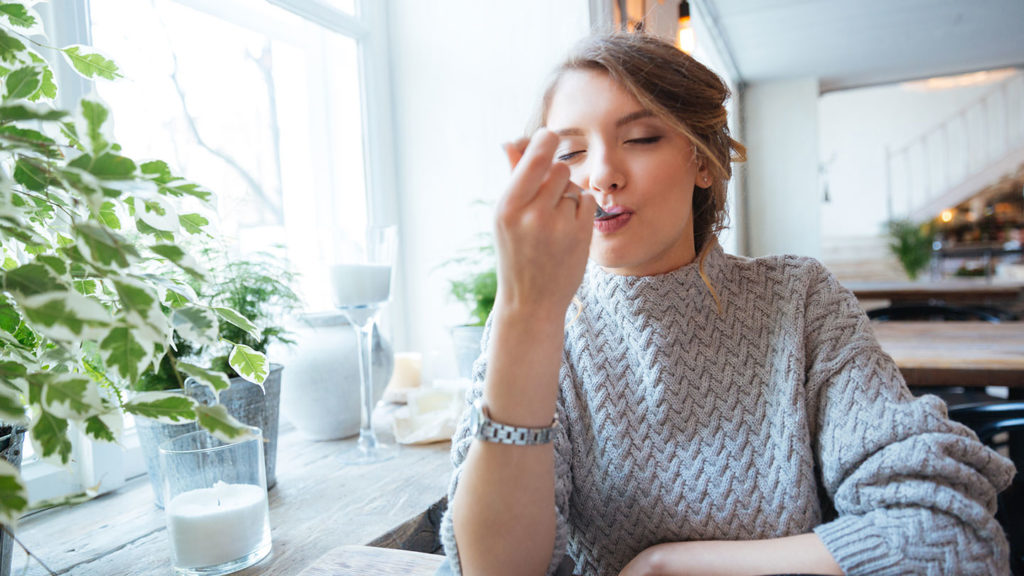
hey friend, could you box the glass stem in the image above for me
[355,318,377,452]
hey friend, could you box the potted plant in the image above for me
[886,218,934,280]
[0,0,267,549]
[443,234,496,378]
[134,251,302,505]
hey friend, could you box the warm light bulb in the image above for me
[677,1,695,54]
[940,210,954,223]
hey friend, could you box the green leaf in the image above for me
[61,46,120,81]
[100,326,149,383]
[125,392,196,424]
[195,403,251,442]
[0,102,66,122]
[84,414,116,443]
[4,65,40,99]
[177,361,230,393]
[3,262,60,297]
[0,386,25,423]
[67,152,136,180]
[99,201,120,229]
[172,306,218,344]
[178,213,209,235]
[0,296,18,333]
[0,28,25,64]
[214,307,260,341]
[38,373,101,419]
[0,4,36,28]
[228,343,268,386]
[18,290,111,341]
[13,157,52,191]
[0,459,27,528]
[0,125,59,158]
[141,161,213,203]
[32,410,72,464]
[79,99,110,155]
[34,64,55,100]
[75,222,136,269]
[150,244,206,279]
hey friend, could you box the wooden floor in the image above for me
[11,414,454,575]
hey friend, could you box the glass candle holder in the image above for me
[159,429,272,575]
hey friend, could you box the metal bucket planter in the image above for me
[0,426,25,576]
[136,364,283,508]
[450,325,485,379]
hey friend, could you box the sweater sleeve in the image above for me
[802,263,1016,575]
[439,316,574,576]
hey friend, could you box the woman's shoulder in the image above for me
[721,250,837,287]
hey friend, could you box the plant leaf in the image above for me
[18,290,111,341]
[5,66,41,100]
[125,392,196,424]
[150,244,206,279]
[0,28,25,64]
[177,361,230,393]
[178,213,209,235]
[0,385,25,423]
[3,262,61,297]
[99,326,150,384]
[172,306,219,344]
[31,409,72,464]
[75,222,136,269]
[0,101,66,122]
[67,151,136,180]
[228,343,268,386]
[0,3,35,28]
[84,414,116,443]
[37,373,103,419]
[61,46,120,80]
[194,403,251,442]
[79,98,110,155]
[13,157,53,191]
[214,307,260,341]
[0,459,27,527]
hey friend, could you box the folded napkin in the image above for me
[392,379,470,445]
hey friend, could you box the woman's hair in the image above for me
[534,32,746,254]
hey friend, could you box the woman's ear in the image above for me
[696,160,712,189]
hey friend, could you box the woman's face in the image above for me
[546,69,708,276]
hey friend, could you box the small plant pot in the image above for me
[0,426,25,576]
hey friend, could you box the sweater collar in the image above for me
[587,238,727,294]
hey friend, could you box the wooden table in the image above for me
[872,321,1024,389]
[845,280,1024,306]
[11,413,453,575]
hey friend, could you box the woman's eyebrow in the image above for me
[552,110,656,137]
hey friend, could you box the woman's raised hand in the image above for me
[494,129,595,319]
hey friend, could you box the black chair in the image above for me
[867,303,1005,323]
[948,402,1024,575]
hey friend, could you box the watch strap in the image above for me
[473,399,558,446]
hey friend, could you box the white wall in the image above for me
[387,1,591,376]
[818,77,1016,240]
[744,78,821,258]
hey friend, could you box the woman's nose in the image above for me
[585,147,625,193]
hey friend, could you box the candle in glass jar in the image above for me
[329,264,391,307]
[166,481,269,568]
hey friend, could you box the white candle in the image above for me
[166,481,269,568]
[329,264,391,307]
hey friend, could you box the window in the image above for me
[30,0,393,506]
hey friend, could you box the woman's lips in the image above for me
[593,211,632,234]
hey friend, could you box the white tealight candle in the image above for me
[166,481,269,569]
[329,264,392,307]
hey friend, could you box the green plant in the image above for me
[134,251,302,391]
[444,235,496,327]
[886,219,934,280]
[0,2,269,524]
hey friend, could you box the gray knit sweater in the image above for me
[440,244,1015,576]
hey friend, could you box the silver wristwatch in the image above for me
[469,398,558,446]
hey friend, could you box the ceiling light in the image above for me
[677,1,695,54]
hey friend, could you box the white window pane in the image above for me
[89,0,367,310]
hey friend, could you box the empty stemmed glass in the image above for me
[329,225,398,464]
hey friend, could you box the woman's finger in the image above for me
[502,137,529,171]
[504,129,560,209]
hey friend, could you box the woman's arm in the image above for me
[619,533,843,576]
[450,129,596,576]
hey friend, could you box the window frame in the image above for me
[29,0,396,508]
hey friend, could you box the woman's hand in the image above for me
[617,535,844,576]
[494,129,596,319]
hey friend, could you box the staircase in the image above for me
[886,72,1024,221]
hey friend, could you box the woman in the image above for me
[440,33,1014,576]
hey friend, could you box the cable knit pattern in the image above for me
[440,244,1015,576]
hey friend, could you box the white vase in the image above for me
[275,311,393,441]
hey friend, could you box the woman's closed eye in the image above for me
[625,136,662,146]
[557,149,585,162]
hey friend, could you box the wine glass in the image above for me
[329,225,397,464]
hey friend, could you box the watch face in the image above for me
[468,401,481,435]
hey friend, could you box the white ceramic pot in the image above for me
[275,312,393,441]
